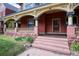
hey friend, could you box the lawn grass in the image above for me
[71,41,79,52]
[0,35,25,56]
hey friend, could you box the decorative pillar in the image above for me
[4,23,6,33]
[67,11,77,44]
[35,18,38,27]
[0,17,5,34]
[15,21,18,33]
[34,17,38,36]
[68,14,73,26]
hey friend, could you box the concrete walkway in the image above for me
[18,47,66,56]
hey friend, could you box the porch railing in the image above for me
[17,28,34,33]
[6,27,34,33]
[5,27,37,37]
[6,28,15,32]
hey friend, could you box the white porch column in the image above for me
[35,18,38,27]
[68,15,73,25]
[67,11,77,44]
[4,23,6,33]
[15,21,18,33]
[34,17,38,35]
[67,12,74,26]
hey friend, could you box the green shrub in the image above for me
[71,42,79,52]
[0,38,25,56]
[26,37,33,43]
[15,37,33,43]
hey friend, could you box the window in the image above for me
[28,19,35,28]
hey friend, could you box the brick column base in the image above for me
[67,25,77,44]
[34,26,38,36]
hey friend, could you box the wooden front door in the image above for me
[53,18,60,32]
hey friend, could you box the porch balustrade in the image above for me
[6,28,34,33]
[6,28,15,32]
[17,28,34,33]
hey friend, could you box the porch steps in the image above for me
[32,36,70,55]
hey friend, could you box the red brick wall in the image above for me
[38,14,46,34]
[38,12,67,34]
[61,17,67,32]
[20,16,33,28]
[46,15,52,32]
[20,16,28,28]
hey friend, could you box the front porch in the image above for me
[3,3,79,55]
[4,4,79,44]
[5,15,38,38]
[38,10,67,36]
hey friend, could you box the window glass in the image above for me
[28,19,35,28]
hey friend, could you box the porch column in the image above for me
[34,17,38,36]
[67,11,77,44]
[4,23,6,33]
[67,12,73,25]
[35,18,38,27]
[15,21,18,33]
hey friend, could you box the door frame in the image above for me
[52,18,61,32]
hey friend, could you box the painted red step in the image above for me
[34,40,69,49]
[33,43,70,55]
[33,36,70,55]
[35,38,68,44]
[37,36,68,41]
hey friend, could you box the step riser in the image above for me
[35,41,68,47]
[33,42,69,49]
[35,39,68,45]
[36,38,67,41]
[37,37,68,41]
[33,44,70,55]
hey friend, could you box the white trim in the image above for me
[52,18,61,32]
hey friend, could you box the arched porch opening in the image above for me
[37,9,67,35]
[5,19,15,32]
[16,15,35,33]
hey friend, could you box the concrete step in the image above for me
[33,43,70,55]
[34,40,69,49]
[33,36,70,55]
[35,38,68,44]
[37,36,68,41]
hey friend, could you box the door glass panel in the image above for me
[53,18,60,32]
